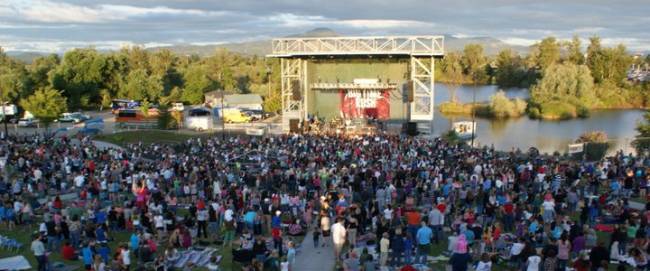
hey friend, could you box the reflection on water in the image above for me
[429,84,645,154]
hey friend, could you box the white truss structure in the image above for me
[280,58,305,131]
[270,36,444,57]
[269,36,444,132]
[410,56,435,121]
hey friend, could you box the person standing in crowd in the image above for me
[331,216,347,261]
[416,221,433,264]
[31,233,47,271]
[379,232,390,267]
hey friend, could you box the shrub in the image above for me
[527,107,541,119]
[576,106,590,118]
[539,101,576,120]
[439,102,474,114]
[488,91,527,118]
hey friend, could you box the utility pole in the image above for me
[471,88,476,147]
[0,88,7,137]
[221,89,225,141]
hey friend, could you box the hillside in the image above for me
[149,28,530,57]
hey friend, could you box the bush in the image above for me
[539,101,576,120]
[439,102,474,114]
[576,106,590,118]
[527,107,541,119]
[488,91,527,118]
[157,106,178,129]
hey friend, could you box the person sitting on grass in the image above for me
[62,241,77,261]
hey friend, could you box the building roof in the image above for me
[224,94,263,105]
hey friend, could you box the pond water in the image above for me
[424,84,645,154]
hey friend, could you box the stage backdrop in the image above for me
[306,58,409,121]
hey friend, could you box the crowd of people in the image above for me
[0,132,649,271]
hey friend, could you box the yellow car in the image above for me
[222,108,252,123]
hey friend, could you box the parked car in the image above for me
[18,118,38,127]
[241,109,271,121]
[58,112,90,123]
[223,108,252,123]
[0,116,18,124]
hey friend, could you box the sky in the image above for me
[0,0,648,53]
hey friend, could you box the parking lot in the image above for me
[3,110,283,137]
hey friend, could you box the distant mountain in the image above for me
[5,51,48,63]
[149,28,530,57]
[443,35,530,55]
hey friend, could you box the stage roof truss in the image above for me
[268,36,444,57]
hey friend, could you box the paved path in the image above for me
[293,230,335,271]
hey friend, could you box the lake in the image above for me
[423,84,645,154]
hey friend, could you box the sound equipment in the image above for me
[404,122,418,136]
[291,80,302,101]
[289,119,301,133]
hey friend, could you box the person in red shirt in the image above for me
[62,241,77,260]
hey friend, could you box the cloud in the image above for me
[2,0,234,23]
[1,0,648,53]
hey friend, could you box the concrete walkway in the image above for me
[293,230,336,271]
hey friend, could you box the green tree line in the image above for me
[0,47,281,112]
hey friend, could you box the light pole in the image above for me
[471,88,476,147]
[0,89,8,137]
[221,89,225,141]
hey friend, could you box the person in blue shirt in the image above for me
[416,221,433,264]
[403,233,414,265]
[271,211,281,229]
[463,228,475,245]
[130,232,140,256]
[81,243,93,269]
[244,209,257,230]
[95,226,107,243]
[98,243,110,263]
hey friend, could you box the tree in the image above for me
[20,87,67,128]
[495,49,528,87]
[49,48,105,108]
[119,69,163,101]
[461,44,488,83]
[530,63,597,108]
[586,37,633,85]
[182,64,213,104]
[0,65,32,103]
[566,35,585,65]
[534,37,561,70]
[634,113,650,152]
[586,36,605,83]
[29,54,59,90]
[440,52,464,102]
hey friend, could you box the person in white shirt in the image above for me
[331,217,347,261]
[526,253,541,271]
[476,253,493,271]
[121,245,131,269]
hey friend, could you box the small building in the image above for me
[224,94,263,111]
